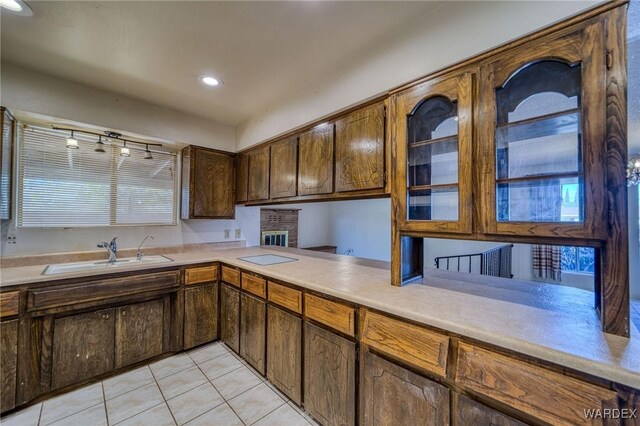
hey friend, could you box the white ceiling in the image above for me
[1,1,442,126]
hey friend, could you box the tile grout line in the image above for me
[148,366,179,426]
[36,402,44,426]
[247,401,287,426]
[101,382,110,426]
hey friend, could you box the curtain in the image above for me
[530,182,563,281]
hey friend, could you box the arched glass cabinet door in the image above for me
[479,21,608,239]
[392,72,472,234]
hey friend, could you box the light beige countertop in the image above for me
[1,246,639,389]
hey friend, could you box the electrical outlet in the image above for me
[235,229,241,239]
[224,229,230,239]
[7,235,17,245]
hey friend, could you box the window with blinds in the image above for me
[17,124,178,227]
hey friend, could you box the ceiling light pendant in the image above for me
[94,136,106,153]
[120,142,130,157]
[144,145,153,160]
[66,131,79,149]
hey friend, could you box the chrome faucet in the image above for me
[137,235,154,260]
[97,237,118,264]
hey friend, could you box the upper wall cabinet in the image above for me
[181,146,235,219]
[236,153,249,204]
[298,124,333,196]
[248,145,270,201]
[270,137,297,199]
[393,72,473,234]
[1,107,14,220]
[335,102,385,192]
[478,20,607,239]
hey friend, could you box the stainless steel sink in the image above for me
[42,255,173,275]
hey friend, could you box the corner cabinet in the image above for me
[181,146,235,219]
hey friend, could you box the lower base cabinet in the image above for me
[240,293,266,375]
[304,322,355,426]
[266,305,302,404]
[184,283,219,349]
[456,394,526,426]
[51,309,115,390]
[221,283,240,353]
[115,300,164,369]
[0,319,18,412]
[360,350,450,425]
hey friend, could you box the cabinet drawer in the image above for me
[242,273,266,299]
[221,265,240,287]
[304,293,355,336]
[27,270,180,312]
[0,291,19,318]
[267,281,302,314]
[360,310,448,378]
[455,342,618,425]
[185,265,218,285]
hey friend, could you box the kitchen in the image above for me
[1,1,639,425]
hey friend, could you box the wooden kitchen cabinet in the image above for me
[0,319,18,413]
[304,322,356,426]
[51,309,115,390]
[0,107,13,220]
[455,394,526,426]
[270,137,297,199]
[184,283,219,350]
[181,145,235,219]
[335,102,385,193]
[247,145,270,201]
[115,300,164,369]
[360,350,450,426]
[220,283,240,353]
[240,293,266,375]
[298,124,333,196]
[266,305,302,404]
[235,152,249,203]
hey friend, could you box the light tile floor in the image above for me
[1,342,318,426]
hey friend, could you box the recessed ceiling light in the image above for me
[200,75,221,87]
[0,0,33,16]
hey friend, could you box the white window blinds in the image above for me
[17,124,178,227]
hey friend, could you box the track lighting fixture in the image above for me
[144,145,153,160]
[55,126,163,156]
[120,142,131,157]
[66,131,78,149]
[95,136,106,153]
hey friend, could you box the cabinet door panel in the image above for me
[304,322,355,426]
[335,102,385,192]
[270,137,297,199]
[184,283,219,349]
[193,149,235,218]
[361,350,450,426]
[240,293,266,375]
[236,153,249,203]
[248,146,270,201]
[52,309,115,390]
[266,306,301,404]
[220,284,240,353]
[0,319,18,412]
[115,300,164,369]
[456,394,526,426]
[298,124,333,195]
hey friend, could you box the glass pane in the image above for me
[408,186,458,221]
[408,140,458,187]
[497,176,582,222]
[408,96,457,143]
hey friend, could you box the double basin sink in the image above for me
[43,255,173,275]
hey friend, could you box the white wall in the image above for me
[235,1,600,149]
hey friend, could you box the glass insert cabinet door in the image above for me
[478,21,608,240]
[392,72,473,234]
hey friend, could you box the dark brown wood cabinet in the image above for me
[266,305,302,404]
[236,153,249,203]
[51,309,116,390]
[304,322,356,426]
[181,145,235,219]
[298,124,333,196]
[240,293,266,375]
[270,137,297,199]
[115,300,164,369]
[1,107,14,220]
[220,283,240,353]
[184,283,219,350]
[0,319,18,413]
[335,102,385,193]
[455,394,526,426]
[360,350,450,426]
[248,145,270,201]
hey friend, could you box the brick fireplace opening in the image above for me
[260,208,300,248]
